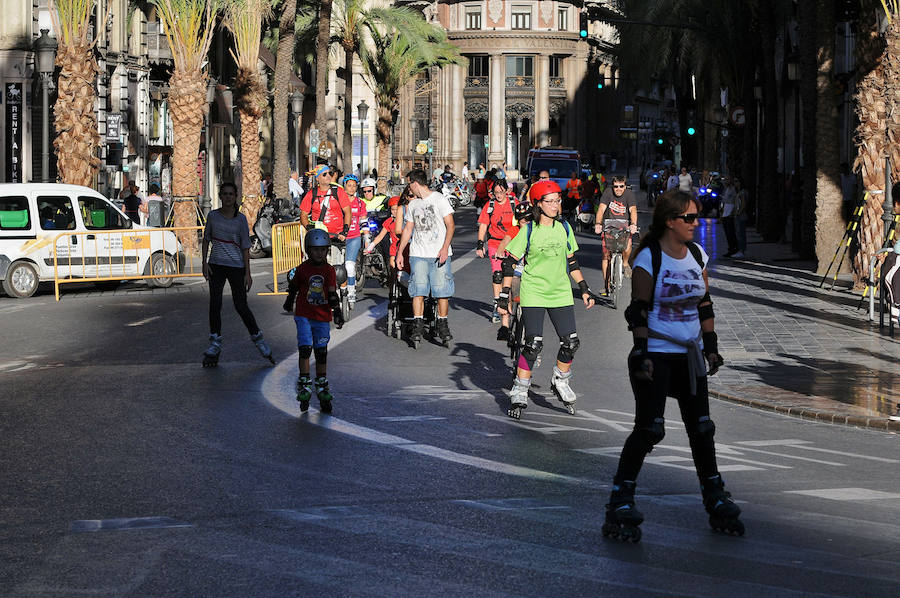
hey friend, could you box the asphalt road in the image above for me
[1,208,898,597]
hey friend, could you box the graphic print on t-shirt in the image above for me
[414,204,441,245]
[608,199,628,218]
[307,274,327,305]
[658,267,704,322]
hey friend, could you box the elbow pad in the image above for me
[698,293,714,322]
[501,255,517,278]
[567,256,580,272]
[625,299,650,331]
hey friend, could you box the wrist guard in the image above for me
[578,280,590,295]
[702,331,718,356]
[341,224,350,235]
[497,288,511,311]
[477,239,485,251]
[501,255,517,277]
[628,338,653,382]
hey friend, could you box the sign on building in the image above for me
[5,83,23,183]
[106,113,122,141]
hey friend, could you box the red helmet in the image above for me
[388,195,401,207]
[528,179,562,202]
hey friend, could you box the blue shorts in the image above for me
[408,256,455,298]
[294,316,331,348]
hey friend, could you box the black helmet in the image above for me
[304,228,331,252]
[514,200,533,222]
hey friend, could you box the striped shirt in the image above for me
[203,209,250,268]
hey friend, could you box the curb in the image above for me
[708,389,900,433]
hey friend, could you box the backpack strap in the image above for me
[523,219,572,265]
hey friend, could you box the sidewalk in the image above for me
[698,219,900,431]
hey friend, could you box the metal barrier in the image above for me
[53,226,204,301]
[258,221,304,296]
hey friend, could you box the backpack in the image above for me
[647,238,705,308]
[522,219,572,265]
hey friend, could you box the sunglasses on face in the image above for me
[674,213,700,224]
[613,184,626,189]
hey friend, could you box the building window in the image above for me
[550,56,563,78]
[467,55,489,77]
[465,6,482,30]
[511,5,531,30]
[506,56,533,77]
[558,8,568,31]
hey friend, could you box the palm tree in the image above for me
[224,0,271,232]
[272,0,297,199]
[361,21,463,178]
[152,0,222,255]
[852,1,900,283]
[49,0,104,186]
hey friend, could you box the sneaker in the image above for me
[724,251,735,258]
[491,307,501,324]
[731,251,745,258]
[497,325,510,341]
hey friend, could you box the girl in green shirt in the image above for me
[497,180,597,419]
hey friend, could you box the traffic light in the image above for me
[687,127,696,136]
[657,137,664,145]
[579,12,588,38]
[686,110,697,136]
[309,128,320,154]
[597,73,605,90]
[426,138,434,154]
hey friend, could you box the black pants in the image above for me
[520,305,577,369]
[721,215,738,254]
[208,264,260,336]
[614,352,719,483]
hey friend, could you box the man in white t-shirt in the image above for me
[288,171,304,205]
[397,168,456,344]
[678,166,693,193]
[666,169,679,191]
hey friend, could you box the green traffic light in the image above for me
[657,138,664,145]
[597,83,603,89]
[687,127,696,136]
[580,30,588,38]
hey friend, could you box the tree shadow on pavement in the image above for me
[711,259,821,284]
[710,269,861,310]
[711,284,869,331]
[728,354,899,416]
[447,341,567,415]
[452,296,493,320]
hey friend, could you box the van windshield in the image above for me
[528,158,581,179]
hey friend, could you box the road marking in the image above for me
[717,442,846,466]
[476,413,607,435]
[70,516,192,533]
[453,498,570,511]
[376,415,447,422]
[735,439,900,463]
[271,506,369,521]
[576,409,632,432]
[660,444,793,469]
[785,488,900,501]
[126,315,161,327]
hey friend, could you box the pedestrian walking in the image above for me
[289,171,304,205]
[396,169,456,345]
[720,177,739,257]
[733,178,748,258]
[122,183,142,223]
[497,180,596,419]
[604,189,742,542]
[201,182,273,368]
[283,229,344,413]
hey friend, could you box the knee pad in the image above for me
[298,345,313,359]
[492,270,504,284]
[313,346,328,365]
[521,335,544,369]
[345,260,356,280]
[693,416,716,441]
[636,418,666,452]
[556,333,580,363]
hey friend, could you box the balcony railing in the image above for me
[147,22,173,62]
[465,76,489,88]
[506,76,534,89]
[549,77,565,88]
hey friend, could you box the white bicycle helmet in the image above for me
[361,177,377,189]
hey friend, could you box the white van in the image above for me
[0,183,184,298]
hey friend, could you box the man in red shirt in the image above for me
[476,178,520,340]
[299,164,352,240]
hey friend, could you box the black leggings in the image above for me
[614,352,719,484]
[208,264,260,336]
[518,305,577,370]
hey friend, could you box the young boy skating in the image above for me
[283,229,345,413]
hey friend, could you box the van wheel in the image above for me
[149,253,176,288]
[3,260,39,298]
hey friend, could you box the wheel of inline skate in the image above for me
[563,402,576,415]
[710,516,745,536]
[507,406,523,419]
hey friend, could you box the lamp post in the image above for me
[515,118,523,173]
[34,29,57,182]
[291,89,305,173]
[357,99,369,176]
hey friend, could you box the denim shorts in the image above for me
[294,316,331,348]
[408,255,455,298]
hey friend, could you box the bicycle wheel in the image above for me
[610,253,623,309]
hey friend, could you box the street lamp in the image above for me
[34,29,57,182]
[357,99,369,176]
[291,89,305,172]
[515,118,523,173]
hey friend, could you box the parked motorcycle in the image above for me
[251,196,301,258]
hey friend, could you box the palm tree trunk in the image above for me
[169,67,208,256]
[273,0,297,199]
[240,110,263,231]
[316,0,333,149]
[53,40,100,186]
[376,104,392,178]
[342,46,354,174]
[813,0,843,273]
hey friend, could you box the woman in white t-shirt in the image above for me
[602,189,743,543]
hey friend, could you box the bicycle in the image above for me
[603,223,635,310]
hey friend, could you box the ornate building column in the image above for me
[572,44,589,152]
[450,64,466,165]
[488,53,505,164]
[535,54,550,149]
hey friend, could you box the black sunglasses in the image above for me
[674,213,700,224]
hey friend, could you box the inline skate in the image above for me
[702,474,744,536]
[314,376,334,414]
[602,480,644,542]
[550,366,577,414]
[507,377,530,419]
[202,334,222,368]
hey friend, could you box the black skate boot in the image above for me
[435,317,453,347]
[602,480,644,542]
[701,474,744,536]
[409,317,425,349]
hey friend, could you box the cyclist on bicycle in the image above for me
[497,180,596,418]
[594,174,638,293]
[477,178,520,339]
